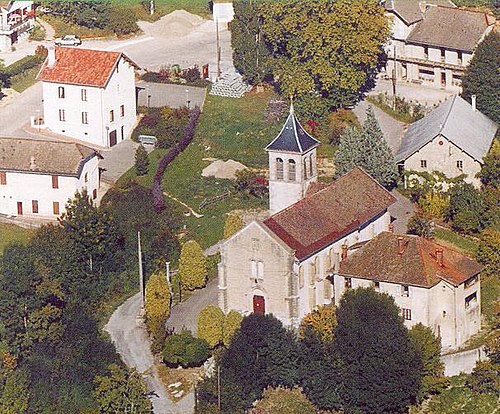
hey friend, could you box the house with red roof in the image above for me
[335,231,482,348]
[218,109,396,328]
[37,47,139,148]
[0,1,35,53]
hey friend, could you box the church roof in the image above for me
[265,105,320,154]
[263,168,396,261]
[339,232,482,288]
[395,95,498,163]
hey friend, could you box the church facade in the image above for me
[217,107,396,328]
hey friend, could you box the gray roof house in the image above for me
[396,95,498,187]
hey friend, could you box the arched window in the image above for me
[276,158,284,180]
[288,159,296,181]
[303,159,308,179]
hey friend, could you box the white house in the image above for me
[37,47,139,148]
[335,231,483,349]
[0,137,101,219]
[0,1,35,52]
[218,108,397,328]
[396,94,498,188]
[384,1,495,90]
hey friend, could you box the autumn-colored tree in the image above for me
[145,271,170,354]
[198,305,225,348]
[299,305,336,344]
[261,0,389,109]
[223,213,245,239]
[179,240,207,291]
[223,310,244,346]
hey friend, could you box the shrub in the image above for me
[298,305,337,343]
[223,310,243,346]
[465,361,500,395]
[145,271,170,354]
[179,65,201,83]
[223,213,245,239]
[419,191,448,219]
[198,306,224,348]
[407,214,434,238]
[162,330,210,368]
[179,240,207,291]
[235,169,268,199]
[329,109,359,146]
[444,182,486,233]
[134,144,149,176]
[251,386,316,414]
[29,25,46,41]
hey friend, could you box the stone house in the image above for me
[334,231,482,348]
[37,47,139,148]
[396,94,498,188]
[384,1,495,90]
[218,108,396,328]
[0,137,100,218]
[0,1,35,52]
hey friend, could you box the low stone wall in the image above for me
[441,346,487,377]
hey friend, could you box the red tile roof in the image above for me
[263,168,396,261]
[38,47,138,88]
[340,232,483,288]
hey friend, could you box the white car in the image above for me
[54,35,82,46]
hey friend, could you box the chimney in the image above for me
[341,244,348,261]
[47,48,56,68]
[471,95,477,112]
[388,224,394,233]
[29,156,36,171]
[436,248,444,267]
[397,236,407,255]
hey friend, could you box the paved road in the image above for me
[353,100,406,154]
[388,190,415,235]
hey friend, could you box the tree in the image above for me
[219,314,298,408]
[93,364,152,413]
[465,360,500,395]
[0,367,30,414]
[407,213,434,238]
[145,271,170,354]
[261,0,389,109]
[134,144,149,176]
[335,106,398,187]
[461,31,500,123]
[444,182,486,233]
[197,305,224,348]
[178,240,207,291]
[223,310,243,346]
[475,228,500,278]
[298,305,336,344]
[250,386,316,414]
[231,0,271,85]
[409,323,448,400]
[107,5,139,36]
[478,139,500,188]
[333,288,421,414]
[223,213,245,239]
[162,330,210,368]
[485,330,500,364]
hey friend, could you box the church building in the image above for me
[218,107,396,328]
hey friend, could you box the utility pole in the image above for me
[165,260,173,309]
[138,231,144,307]
[392,44,397,110]
[216,19,221,80]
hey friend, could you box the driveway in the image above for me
[137,82,206,109]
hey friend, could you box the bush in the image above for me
[29,25,46,41]
[407,214,434,238]
[251,386,316,414]
[223,310,243,346]
[419,191,449,219]
[134,144,149,176]
[198,306,224,348]
[178,240,207,291]
[235,169,268,199]
[162,330,210,368]
[223,213,245,239]
[145,271,170,354]
[329,109,359,146]
[445,182,486,233]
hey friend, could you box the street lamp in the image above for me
[146,86,151,108]
[185,89,190,109]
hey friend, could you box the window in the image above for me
[402,308,412,320]
[59,109,65,122]
[457,160,463,170]
[344,277,352,289]
[465,292,477,309]
[84,172,88,183]
[82,112,88,124]
[58,86,65,98]
[401,285,409,297]
[93,189,97,199]
[53,201,60,215]
[51,175,59,189]
[0,171,6,185]
[458,51,463,64]
[309,156,313,177]
[420,160,427,168]
[276,158,284,180]
[120,104,125,117]
[81,88,87,101]
[374,281,380,291]
[250,260,264,280]
[288,159,296,181]
[109,110,114,122]
[32,200,38,214]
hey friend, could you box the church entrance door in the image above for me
[253,295,265,314]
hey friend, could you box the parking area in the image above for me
[137,81,206,109]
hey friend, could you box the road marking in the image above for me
[106,36,154,51]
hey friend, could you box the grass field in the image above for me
[10,65,41,92]
[434,227,478,255]
[0,223,33,254]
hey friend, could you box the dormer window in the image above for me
[276,158,284,180]
[288,159,296,181]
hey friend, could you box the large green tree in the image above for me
[261,0,389,109]
[461,31,500,123]
[333,288,421,414]
[231,0,270,85]
[444,182,486,233]
[335,106,397,187]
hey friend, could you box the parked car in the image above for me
[54,35,82,46]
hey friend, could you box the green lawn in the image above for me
[434,227,478,255]
[10,65,41,92]
[41,15,112,38]
[0,223,33,254]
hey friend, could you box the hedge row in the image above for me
[5,53,45,77]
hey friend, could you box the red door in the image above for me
[109,130,117,147]
[17,202,23,215]
[253,295,265,314]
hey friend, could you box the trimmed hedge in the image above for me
[5,54,45,77]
